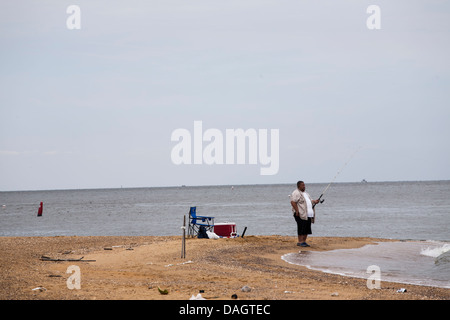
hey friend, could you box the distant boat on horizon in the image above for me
[361,179,368,183]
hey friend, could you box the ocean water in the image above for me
[0,180,448,240]
[282,241,450,289]
[0,180,449,288]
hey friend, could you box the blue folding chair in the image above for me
[188,206,214,238]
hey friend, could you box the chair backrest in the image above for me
[189,206,197,218]
[189,207,197,224]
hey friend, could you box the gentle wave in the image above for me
[281,241,450,289]
[420,243,450,258]
[435,250,450,266]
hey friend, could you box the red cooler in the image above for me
[214,222,237,238]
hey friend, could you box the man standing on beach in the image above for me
[290,181,320,247]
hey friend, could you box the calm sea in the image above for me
[1,180,448,240]
[1,180,449,288]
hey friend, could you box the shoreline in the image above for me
[0,235,448,300]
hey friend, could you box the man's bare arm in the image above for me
[290,201,299,214]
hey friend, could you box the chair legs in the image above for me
[187,222,214,238]
[188,223,196,238]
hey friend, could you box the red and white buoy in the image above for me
[37,202,43,217]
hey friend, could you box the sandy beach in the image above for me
[0,235,448,300]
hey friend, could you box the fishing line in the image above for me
[313,146,362,208]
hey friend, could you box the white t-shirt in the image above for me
[303,192,315,218]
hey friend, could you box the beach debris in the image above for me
[331,292,339,297]
[165,260,193,267]
[62,251,73,255]
[31,287,47,292]
[397,288,407,293]
[241,285,251,292]
[206,231,220,239]
[231,294,238,299]
[189,293,206,300]
[284,291,294,294]
[199,290,205,293]
[48,274,62,278]
[158,287,169,295]
[40,255,96,262]
[241,227,247,238]
[104,247,113,250]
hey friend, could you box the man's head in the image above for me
[297,181,305,192]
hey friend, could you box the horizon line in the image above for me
[1,179,449,193]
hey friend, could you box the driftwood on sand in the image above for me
[40,255,96,262]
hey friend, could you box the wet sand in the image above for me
[0,235,449,300]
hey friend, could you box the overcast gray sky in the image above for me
[1,1,449,191]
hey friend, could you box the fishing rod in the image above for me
[313,147,361,208]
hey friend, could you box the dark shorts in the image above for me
[294,215,312,235]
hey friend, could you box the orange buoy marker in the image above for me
[37,202,43,217]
